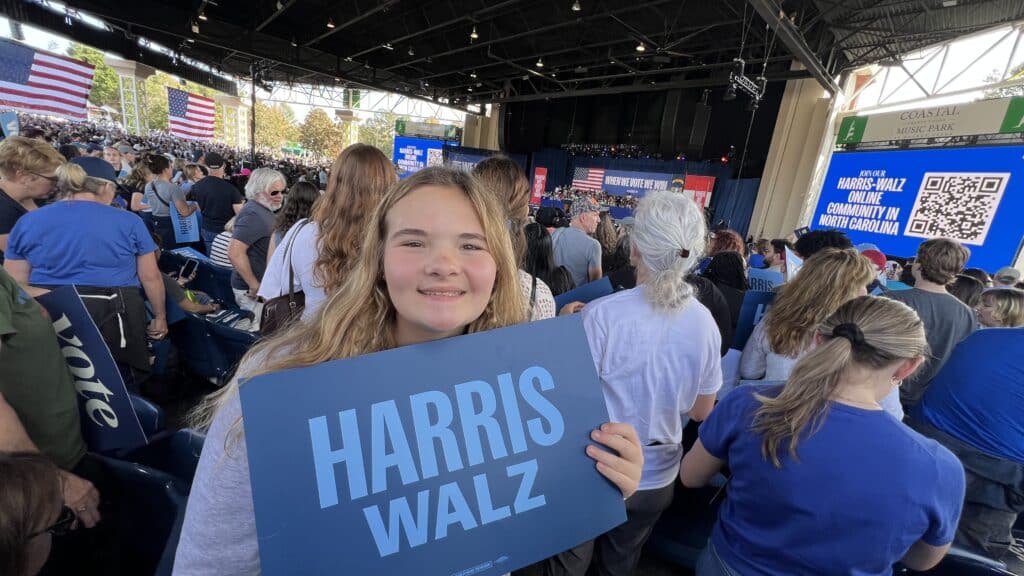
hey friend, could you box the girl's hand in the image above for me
[586,422,643,499]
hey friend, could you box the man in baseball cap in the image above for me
[191,150,243,247]
[552,196,604,286]
[994,266,1021,288]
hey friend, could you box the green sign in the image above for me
[999,97,1024,133]
[836,116,867,145]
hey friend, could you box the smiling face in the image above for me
[384,184,497,347]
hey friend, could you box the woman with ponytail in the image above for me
[538,191,722,575]
[682,296,965,575]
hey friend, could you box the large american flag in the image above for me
[0,39,94,120]
[571,167,606,191]
[167,87,215,140]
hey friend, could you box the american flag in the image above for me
[167,87,215,140]
[0,39,94,120]
[571,167,606,191]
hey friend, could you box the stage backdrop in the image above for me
[812,145,1024,269]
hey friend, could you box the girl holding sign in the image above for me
[175,167,644,575]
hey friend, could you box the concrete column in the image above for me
[104,57,155,136]
[462,104,500,150]
[215,95,242,145]
[748,65,834,240]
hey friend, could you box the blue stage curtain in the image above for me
[529,148,571,191]
[709,178,760,238]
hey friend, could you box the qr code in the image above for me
[427,148,443,167]
[904,172,1010,245]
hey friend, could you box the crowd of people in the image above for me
[0,114,1022,576]
[544,186,641,210]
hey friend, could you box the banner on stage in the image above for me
[240,315,627,576]
[531,167,547,206]
[36,287,147,452]
[170,201,201,244]
[601,170,674,197]
[682,175,716,208]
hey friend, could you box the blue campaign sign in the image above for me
[812,145,1024,269]
[553,277,613,310]
[394,136,458,179]
[0,111,19,137]
[240,315,627,576]
[732,290,776,350]
[747,268,784,292]
[170,201,201,244]
[601,170,675,197]
[36,287,147,452]
[784,249,804,283]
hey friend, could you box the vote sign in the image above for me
[240,315,627,575]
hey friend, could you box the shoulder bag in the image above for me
[260,219,310,336]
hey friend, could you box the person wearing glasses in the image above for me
[228,167,287,318]
[0,136,65,265]
[0,452,69,576]
[143,154,200,249]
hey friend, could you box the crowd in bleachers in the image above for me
[0,119,1023,576]
[544,185,641,210]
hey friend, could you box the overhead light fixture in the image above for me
[382,43,394,50]
[408,46,415,56]
[635,42,646,52]
[198,11,208,21]
[467,87,473,92]
[275,0,283,9]
[536,57,544,68]
[571,0,581,11]
[470,71,477,78]
[187,37,195,43]
[326,17,335,29]
[290,37,298,47]
[470,26,479,40]
[191,21,199,34]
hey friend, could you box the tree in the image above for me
[357,112,399,158]
[68,43,120,109]
[299,108,344,159]
[984,63,1024,99]
[253,102,299,150]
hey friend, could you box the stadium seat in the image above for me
[129,393,165,438]
[159,250,238,309]
[118,428,206,489]
[94,455,188,576]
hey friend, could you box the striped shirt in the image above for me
[209,231,233,269]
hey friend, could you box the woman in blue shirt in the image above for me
[3,161,167,387]
[682,296,965,575]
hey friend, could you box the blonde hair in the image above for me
[472,156,530,264]
[53,162,113,200]
[754,295,926,467]
[765,248,876,357]
[0,135,64,179]
[981,288,1024,327]
[191,166,526,441]
[313,144,396,294]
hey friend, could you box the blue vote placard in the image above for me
[747,267,784,292]
[240,315,627,576]
[812,145,1024,269]
[553,277,614,310]
[36,287,147,452]
[170,201,201,244]
[732,290,776,350]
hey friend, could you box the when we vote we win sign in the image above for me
[240,315,627,575]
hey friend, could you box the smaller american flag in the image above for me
[167,87,215,140]
[571,167,605,192]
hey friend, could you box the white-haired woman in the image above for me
[228,167,286,316]
[541,191,723,575]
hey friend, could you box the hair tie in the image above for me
[832,323,865,346]
[678,248,690,259]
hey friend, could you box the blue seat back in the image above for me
[118,428,206,488]
[94,455,187,576]
[129,394,165,438]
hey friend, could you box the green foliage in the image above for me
[357,112,399,158]
[984,63,1024,99]
[253,102,300,150]
[67,43,120,109]
[299,108,344,159]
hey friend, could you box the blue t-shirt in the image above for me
[913,328,1024,464]
[700,385,964,576]
[6,201,156,287]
